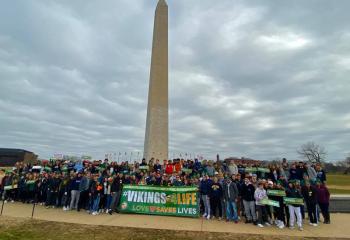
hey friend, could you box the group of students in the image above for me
[0,157,330,230]
[199,171,330,231]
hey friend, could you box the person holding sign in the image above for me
[286,181,303,231]
[254,181,270,228]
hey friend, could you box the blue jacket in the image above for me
[70,176,82,191]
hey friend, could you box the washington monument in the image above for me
[143,0,168,161]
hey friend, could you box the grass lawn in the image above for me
[327,174,350,186]
[329,188,350,194]
[0,217,336,240]
[326,174,350,194]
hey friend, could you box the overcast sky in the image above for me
[0,0,349,161]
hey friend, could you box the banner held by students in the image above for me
[118,185,199,218]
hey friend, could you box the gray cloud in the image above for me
[0,0,349,161]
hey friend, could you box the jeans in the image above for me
[288,205,302,228]
[106,194,112,209]
[226,200,238,221]
[70,190,80,210]
[201,195,210,216]
[110,191,121,211]
[91,195,100,212]
[243,200,256,221]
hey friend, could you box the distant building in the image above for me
[0,148,37,167]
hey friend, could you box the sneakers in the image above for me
[206,214,211,220]
[265,222,271,227]
[92,211,99,216]
[299,227,303,231]
[278,223,285,229]
[63,207,67,211]
[257,224,264,228]
[202,213,207,218]
[289,226,295,230]
[312,223,318,227]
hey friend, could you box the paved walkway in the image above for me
[1,202,350,239]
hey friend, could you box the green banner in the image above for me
[182,168,192,174]
[245,167,257,173]
[267,189,286,197]
[118,185,199,218]
[260,198,280,207]
[257,168,270,173]
[139,166,149,170]
[4,185,17,190]
[283,197,304,205]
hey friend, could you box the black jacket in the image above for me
[241,183,255,201]
[301,185,317,205]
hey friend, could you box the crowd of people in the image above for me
[0,157,330,231]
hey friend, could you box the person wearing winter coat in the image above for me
[209,177,223,220]
[302,180,318,226]
[199,175,212,219]
[223,177,239,223]
[89,179,103,215]
[316,180,330,224]
[241,177,257,224]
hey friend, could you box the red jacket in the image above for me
[316,185,330,204]
[165,164,174,174]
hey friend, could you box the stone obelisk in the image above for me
[143,0,168,161]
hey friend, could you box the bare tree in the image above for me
[345,154,350,174]
[297,142,327,163]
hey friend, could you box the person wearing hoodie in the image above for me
[254,181,270,228]
[316,180,330,224]
[89,179,103,215]
[305,163,317,182]
[199,175,212,219]
[302,180,318,226]
[78,172,91,211]
[286,181,304,231]
[241,177,257,224]
[209,177,223,220]
[223,177,239,223]
[109,174,123,214]
[315,164,327,183]
[69,172,83,210]
[227,160,238,176]
[269,181,286,229]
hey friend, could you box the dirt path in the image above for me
[1,202,350,239]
